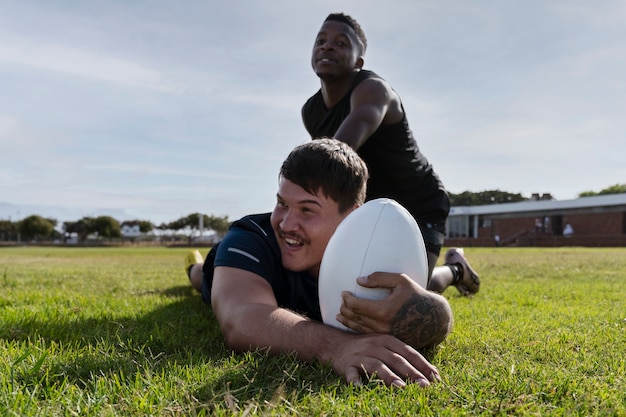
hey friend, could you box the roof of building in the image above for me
[449,193,626,216]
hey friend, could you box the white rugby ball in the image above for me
[318,198,428,331]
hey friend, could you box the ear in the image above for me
[356,56,364,70]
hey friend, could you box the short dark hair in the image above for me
[279,138,368,213]
[325,12,367,54]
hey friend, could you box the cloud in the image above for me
[0,39,182,92]
[1,0,625,224]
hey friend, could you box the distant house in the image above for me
[121,224,141,238]
[445,193,626,247]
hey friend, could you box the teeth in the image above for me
[285,237,302,246]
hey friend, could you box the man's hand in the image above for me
[328,331,441,388]
[336,272,452,349]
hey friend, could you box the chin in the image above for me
[282,257,313,274]
[282,261,304,273]
[315,70,337,81]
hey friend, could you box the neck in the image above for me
[320,71,359,108]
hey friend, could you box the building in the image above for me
[121,224,141,238]
[445,193,626,247]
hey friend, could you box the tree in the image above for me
[0,220,17,241]
[63,216,121,241]
[205,214,230,237]
[579,183,626,197]
[162,213,231,240]
[449,190,526,206]
[18,215,56,241]
[64,218,94,243]
[91,216,121,239]
[137,220,154,233]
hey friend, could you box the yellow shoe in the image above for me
[184,250,204,278]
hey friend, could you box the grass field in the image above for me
[1,246,624,416]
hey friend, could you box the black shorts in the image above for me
[403,184,450,257]
[418,221,447,257]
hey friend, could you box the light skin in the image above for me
[205,177,443,387]
[310,20,456,289]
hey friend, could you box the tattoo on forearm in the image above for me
[390,294,451,349]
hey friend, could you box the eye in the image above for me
[275,197,287,209]
[300,205,319,216]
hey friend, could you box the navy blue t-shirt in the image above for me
[201,213,322,321]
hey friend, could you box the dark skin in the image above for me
[309,20,454,349]
[311,20,405,150]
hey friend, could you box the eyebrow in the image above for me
[276,193,323,208]
[316,28,352,40]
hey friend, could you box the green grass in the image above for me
[1,246,624,416]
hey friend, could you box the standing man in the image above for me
[185,139,452,387]
[302,13,479,296]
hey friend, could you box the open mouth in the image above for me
[281,233,305,248]
[284,236,303,247]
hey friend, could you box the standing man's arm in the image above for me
[333,78,402,150]
[210,266,441,387]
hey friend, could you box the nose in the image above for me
[279,209,299,232]
[320,40,333,51]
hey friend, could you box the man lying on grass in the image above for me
[185,138,452,388]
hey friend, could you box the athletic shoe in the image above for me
[184,250,204,279]
[445,248,480,296]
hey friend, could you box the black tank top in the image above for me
[302,70,446,210]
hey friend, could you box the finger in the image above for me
[391,343,441,383]
[344,366,363,386]
[341,291,394,328]
[367,350,434,387]
[342,290,386,315]
[357,272,401,289]
[339,295,390,333]
[336,312,380,334]
[353,359,406,388]
[375,361,429,388]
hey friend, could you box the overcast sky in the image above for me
[1,0,625,225]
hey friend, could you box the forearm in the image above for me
[334,121,373,150]
[219,302,442,388]
[219,303,346,365]
[390,292,453,349]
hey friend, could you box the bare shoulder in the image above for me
[352,76,403,122]
[355,76,393,96]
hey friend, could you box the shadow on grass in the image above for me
[4,285,353,407]
[5,284,443,410]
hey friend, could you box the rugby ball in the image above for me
[318,198,428,331]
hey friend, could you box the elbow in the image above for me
[423,297,453,349]
[219,322,250,352]
[221,330,240,351]
[219,320,269,353]
[391,292,454,350]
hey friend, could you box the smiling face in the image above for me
[270,177,351,277]
[311,20,364,81]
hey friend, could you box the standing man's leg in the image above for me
[428,248,480,296]
[420,219,480,296]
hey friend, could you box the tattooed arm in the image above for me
[337,272,453,349]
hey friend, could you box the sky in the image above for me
[1,0,625,226]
